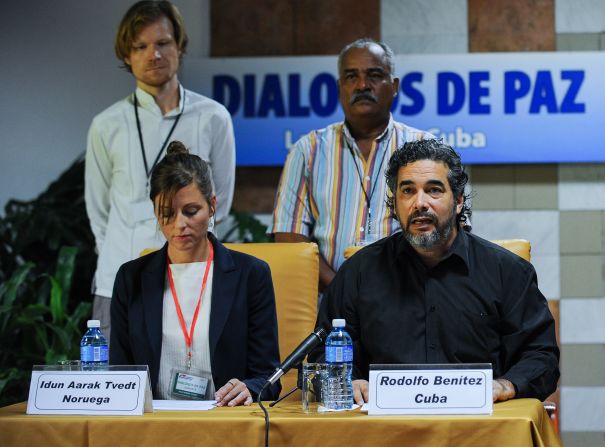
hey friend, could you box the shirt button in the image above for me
[429,343,436,350]
[429,306,436,312]
[365,176,370,181]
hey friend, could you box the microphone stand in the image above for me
[269,364,303,407]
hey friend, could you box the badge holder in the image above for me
[169,367,213,400]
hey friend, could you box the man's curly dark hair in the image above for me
[384,139,471,226]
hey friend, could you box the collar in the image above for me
[207,232,236,273]
[133,84,185,117]
[395,226,470,272]
[342,114,394,154]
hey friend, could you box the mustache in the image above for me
[407,210,437,227]
[350,91,377,105]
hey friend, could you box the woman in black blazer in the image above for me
[110,141,281,405]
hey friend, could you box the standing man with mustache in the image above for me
[311,139,560,405]
[85,0,235,342]
[270,38,432,292]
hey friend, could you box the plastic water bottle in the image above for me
[324,318,354,410]
[80,320,108,370]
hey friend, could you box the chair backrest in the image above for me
[491,239,531,261]
[140,247,159,257]
[225,242,319,393]
[345,238,532,261]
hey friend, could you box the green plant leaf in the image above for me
[0,262,34,306]
[221,211,270,243]
[46,321,74,354]
[66,302,92,333]
[48,276,64,324]
[0,303,15,314]
[0,159,96,406]
[0,368,26,398]
[16,304,49,327]
[54,246,78,312]
[20,303,49,320]
[33,322,50,354]
[45,348,59,366]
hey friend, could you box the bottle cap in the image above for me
[87,320,101,328]
[332,318,346,328]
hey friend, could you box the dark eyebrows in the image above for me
[398,179,446,189]
[426,179,446,188]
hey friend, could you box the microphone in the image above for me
[267,328,327,385]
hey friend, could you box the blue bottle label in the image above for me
[326,345,353,363]
[81,345,108,363]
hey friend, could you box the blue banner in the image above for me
[182,52,604,166]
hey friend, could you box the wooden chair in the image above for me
[225,242,319,394]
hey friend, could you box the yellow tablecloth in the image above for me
[0,398,561,447]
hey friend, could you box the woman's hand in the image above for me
[214,378,253,406]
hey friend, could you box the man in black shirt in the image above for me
[312,139,559,405]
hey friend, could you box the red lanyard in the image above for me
[166,243,214,369]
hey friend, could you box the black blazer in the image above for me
[109,233,281,400]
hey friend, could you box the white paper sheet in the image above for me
[152,400,216,411]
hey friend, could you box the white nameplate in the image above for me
[368,364,493,415]
[27,366,153,415]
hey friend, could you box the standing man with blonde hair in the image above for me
[85,1,235,341]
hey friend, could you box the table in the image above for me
[0,398,561,447]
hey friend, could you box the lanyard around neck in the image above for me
[166,242,214,369]
[134,89,186,179]
[344,133,390,233]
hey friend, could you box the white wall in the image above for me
[0,0,209,212]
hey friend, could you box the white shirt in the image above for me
[157,261,214,400]
[85,85,235,297]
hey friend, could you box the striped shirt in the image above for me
[269,116,433,272]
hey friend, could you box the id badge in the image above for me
[131,197,156,223]
[169,367,213,400]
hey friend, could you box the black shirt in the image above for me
[311,229,560,401]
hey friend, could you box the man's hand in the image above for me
[492,378,516,402]
[353,379,369,405]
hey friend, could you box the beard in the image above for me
[402,205,457,250]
